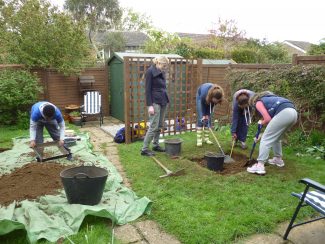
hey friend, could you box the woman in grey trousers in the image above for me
[141,56,169,156]
[247,92,298,175]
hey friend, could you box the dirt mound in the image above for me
[0,163,77,206]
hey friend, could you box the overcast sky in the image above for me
[51,0,324,44]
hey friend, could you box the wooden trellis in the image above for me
[123,57,199,143]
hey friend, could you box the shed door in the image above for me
[110,61,124,121]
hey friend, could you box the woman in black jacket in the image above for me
[141,56,169,156]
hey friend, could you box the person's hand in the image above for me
[257,120,263,131]
[30,140,36,148]
[254,133,262,143]
[148,106,154,115]
[232,133,237,140]
[58,140,64,147]
[201,117,209,127]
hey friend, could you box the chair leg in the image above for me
[283,201,303,239]
[99,111,103,126]
[283,186,310,240]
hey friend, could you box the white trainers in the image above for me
[240,141,247,149]
[268,157,285,167]
[247,163,266,175]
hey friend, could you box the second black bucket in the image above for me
[205,152,224,171]
[164,138,183,156]
[60,165,108,205]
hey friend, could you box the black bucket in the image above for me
[60,166,108,205]
[164,138,183,156]
[205,152,224,171]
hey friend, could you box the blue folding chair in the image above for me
[80,91,103,127]
[284,178,325,240]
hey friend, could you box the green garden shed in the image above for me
[107,52,183,121]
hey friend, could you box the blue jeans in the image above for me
[35,119,60,144]
[196,91,209,128]
[235,115,248,142]
[142,103,167,150]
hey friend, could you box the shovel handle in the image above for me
[229,139,236,158]
[249,124,263,160]
[151,156,171,174]
[208,128,225,156]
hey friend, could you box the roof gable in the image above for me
[283,40,312,53]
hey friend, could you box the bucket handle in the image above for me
[83,162,96,167]
[74,172,89,179]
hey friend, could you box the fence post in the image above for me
[124,58,131,144]
[292,54,298,65]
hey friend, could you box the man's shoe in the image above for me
[268,157,285,167]
[247,163,266,175]
[141,149,155,156]
[152,145,165,152]
[240,141,248,149]
[66,153,73,161]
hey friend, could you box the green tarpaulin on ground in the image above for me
[0,134,151,243]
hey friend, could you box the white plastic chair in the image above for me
[80,91,103,127]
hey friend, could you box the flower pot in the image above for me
[70,116,82,126]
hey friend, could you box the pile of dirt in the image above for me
[193,152,257,175]
[0,163,77,206]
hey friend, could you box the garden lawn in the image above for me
[118,128,325,243]
[0,126,28,149]
[0,125,324,243]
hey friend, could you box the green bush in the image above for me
[310,130,325,146]
[194,47,224,59]
[231,48,261,63]
[0,69,41,125]
[16,111,30,130]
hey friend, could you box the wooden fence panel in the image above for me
[33,67,109,116]
[292,54,325,65]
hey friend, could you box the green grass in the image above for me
[1,125,324,243]
[0,126,29,149]
[118,128,325,243]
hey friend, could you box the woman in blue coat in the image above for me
[231,89,255,149]
[196,83,224,147]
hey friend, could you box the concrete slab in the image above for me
[135,220,181,244]
[240,220,325,244]
[114,224,143,243]
[101,124,124,138]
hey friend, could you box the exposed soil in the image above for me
[0,162,78,206]
[0,148,10,153]
[192,152,257,175]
